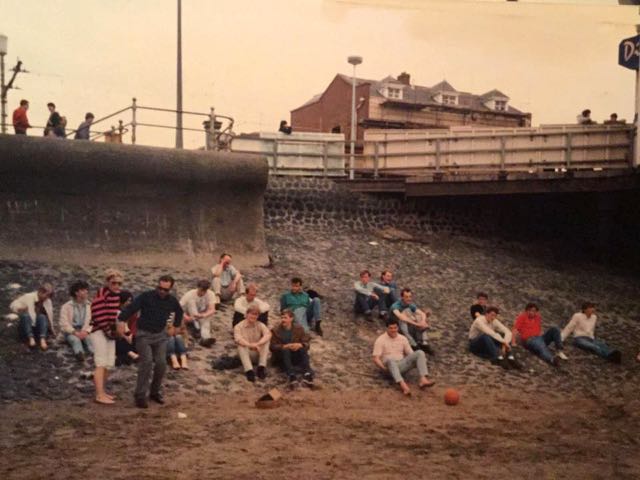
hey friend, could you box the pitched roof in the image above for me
[430,80,457,93]
[480,89,509,100]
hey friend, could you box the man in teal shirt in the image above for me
[280,277,322,336]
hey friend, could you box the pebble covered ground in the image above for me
[1,225,639,405]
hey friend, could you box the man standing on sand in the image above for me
[373,318,435,396]
[211,253,245,303]
[118,275,183,409]
[12,99,31,134]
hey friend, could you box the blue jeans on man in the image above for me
[573,336,615,359]
[469,334,502,361]
[524,327,563,364]
[273,348,313,377]
[379,283,399,315]
[293,298,321,332]
[65,331,94,355]
[18,313,48,341]
[354,291,386,315]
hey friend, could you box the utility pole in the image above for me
[175,0,183,149]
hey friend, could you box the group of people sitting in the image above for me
[8,253,324,407]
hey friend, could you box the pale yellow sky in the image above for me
[1,0,638,148]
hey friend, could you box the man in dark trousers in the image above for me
[118,275,183,409]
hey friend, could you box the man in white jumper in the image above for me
[180,279,217,347]
[562,302,621,363]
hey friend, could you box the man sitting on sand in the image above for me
[468,306,515,368]
[561,302,621,363]
[10,283,55,350]
[180,279,217,347]
[234,303,272,382]
[373,318,435,396]
[353,269,389,321]
[280,277,322,335]
[270,309,314,386]
[211,253,245,303]
[470,292,488,320]
[378,270,399,317]
[59,280,93,361]
[233,283,270,327]
[390,288,434,355]
[512,303,567,367]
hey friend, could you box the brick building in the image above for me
[291,72,532,148]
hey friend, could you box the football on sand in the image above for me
[444,388,460,406]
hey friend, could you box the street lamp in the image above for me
[348,55,362,180]
[0,34,8,134]
[175,0,183,149]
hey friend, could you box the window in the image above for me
[442,94,457,105]
[387,87,402,99]
[495,100,507,111]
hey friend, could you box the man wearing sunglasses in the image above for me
[118,275,183,409]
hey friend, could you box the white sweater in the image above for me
[561,312,597,340]
[468,315,512,344]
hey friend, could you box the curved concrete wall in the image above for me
[0,134,269,268]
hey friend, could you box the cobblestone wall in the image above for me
[264,176,486,235]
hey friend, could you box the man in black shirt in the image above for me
[118,275,183,408]
[470,292,488,320]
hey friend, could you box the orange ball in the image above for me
[444,388,460,406]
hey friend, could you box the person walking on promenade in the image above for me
[118,275,183,409]
[44,102,65,137]
[12,99,31,134]
[74,112,94,140]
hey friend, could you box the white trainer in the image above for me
[557,352,569,361]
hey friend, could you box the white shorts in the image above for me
[89,329,116,368]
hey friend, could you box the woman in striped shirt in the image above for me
[90,269,124,405]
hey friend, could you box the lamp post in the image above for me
[175,0,183,149]
[348,55,362,180]
[0,34,8,134]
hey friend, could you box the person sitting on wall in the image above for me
[280,277,322,335]
[279,120,292,134]
[234,303,272,382]
[211,253,245,303]
[603,113,625,125]
[233,282,270,327]
[378,270,399,318]
[180,279,217,347]
[115,290,140,366]
[576,109,595,125]
[390,288,434,355]
[512,303,567,367]
[59,280,93,361]
[270,309,314,386]
[11,283,55,350]
[470,292,489,320]
[561,302,621,363]
[372,318,435,396]
[468,306,514,368]
[353,269,389,321]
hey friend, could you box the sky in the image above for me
[1,0,638,148]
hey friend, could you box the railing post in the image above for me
[131,97,137,145]
[374,141,379,179]
[272,137,278,174]
[209,107,216,151]
[118,120,124,136]
[322,141,328,177]
[565,132,572,169]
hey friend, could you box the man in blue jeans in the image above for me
[390,288,434,355]
[353,270,389,320]
[561,302,621,363]
[10,283,55,351]
[280,277,322,336]
[378,270,399,317]
[512,303,568,366]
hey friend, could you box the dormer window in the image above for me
[387,87,402,99]
[494,100,507,111]
[442,94,457,105]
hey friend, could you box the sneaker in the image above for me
[607,350,622,364]
[557,351,569,361]
[288,373,297,383]
[314,322,324,337]
[257,366,267,380]
[245,370,256,383]
[302,372,314,387]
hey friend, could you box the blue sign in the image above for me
[619,34,640,70]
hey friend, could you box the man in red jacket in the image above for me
[12,99,31,134]
[512,302,568,366]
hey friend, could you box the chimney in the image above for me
[398,72,411,85]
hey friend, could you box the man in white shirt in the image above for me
[233,283,270,327]
[562,302,621,363]
[468,306,514,368]
[372,318,435,395]
[234,304,272,382]
[211,253,245,303]
[10,283,55,350]
[180,279,217,347]
[353,270,388,320]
